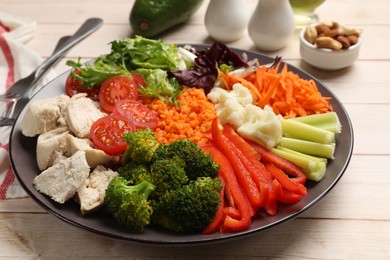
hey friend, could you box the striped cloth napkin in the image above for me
[0,13,57,199]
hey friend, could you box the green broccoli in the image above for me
[117,161,151,185]
[149,156,189,199]
[104,177,155,232]
[122,128,159,164]
[106,137,222,233]
[152,139,220,180]
[151,177,222,233]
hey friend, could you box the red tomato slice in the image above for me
[65,69,100,101]
[99,75,141,113]
[113,99,158,130]
[132,73,146,88]
[90,114,136,155]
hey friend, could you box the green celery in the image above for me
[280,117,335,144]
[291,112,342,133]
[280,137,335,159]
[272,146,327,181]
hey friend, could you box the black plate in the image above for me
[9,44,354,245]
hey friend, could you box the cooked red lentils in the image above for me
[144,87,217,145]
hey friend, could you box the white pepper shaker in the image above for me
[205,0,250,42]
[248,0,295,51]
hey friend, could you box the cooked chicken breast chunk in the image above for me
[64,94,105,138]
[36,127,70,171]
[67,134,111,168]
[76,165,118,214]
[21,94,70,137]
[33,151,90,204]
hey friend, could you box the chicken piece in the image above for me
[36,127,70,171]
[21,94,70,137]
[64,93,105,138]
[66,134,111,168]
[33,151,90,204]
[76,165,118,214]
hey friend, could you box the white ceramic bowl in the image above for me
[299,27,362,70]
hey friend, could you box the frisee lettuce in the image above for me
[66,36,193,103]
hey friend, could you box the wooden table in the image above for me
[1,0,389,259]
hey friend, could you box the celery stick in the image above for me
[291,112,342,133]
[280,137,335,159]
[272,146,327,181]
[275,146,328,164]
[280,118,335,144]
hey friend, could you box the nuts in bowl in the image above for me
[299,21,362,70]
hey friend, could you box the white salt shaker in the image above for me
[248,0,295,51]
[205,0,250,42]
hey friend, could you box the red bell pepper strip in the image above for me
[224,182,235,208]
[248,140,307,184]
[222,134,269,210]
[222,126,272,173]
[272,179,302,204]
[222,135,264,211]
[265,163,307,197]
[222,124,273,182]
[222,124,260,159]
[266,195,278,215]
[224,207,242,220]
[222,124,281,215]
[201,141,252,232]
[211,119,262,211]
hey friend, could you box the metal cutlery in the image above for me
[0,36,72,127]
[0,17,103,126]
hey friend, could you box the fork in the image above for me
[0,18,103,127]
[0,36,71,126]
[0,35,71,103]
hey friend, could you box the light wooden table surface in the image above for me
[1,0,389,259]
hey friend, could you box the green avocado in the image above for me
[130,0,203,38]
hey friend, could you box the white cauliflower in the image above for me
[237,105,282,149]
[208,83,282,149]
[215,98,247,129]
[208,83,253,106]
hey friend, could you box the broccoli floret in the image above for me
[123,128,159,164]
[104,177,155,232]
[149,156,188,199]
[117,161,151,185]
[151,177,222,233]
[152,139,220,180]
[106,137,222,233]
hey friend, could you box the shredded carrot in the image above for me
[220,63,333,118]
[144,87,217,145]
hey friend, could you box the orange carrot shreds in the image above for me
[220,71,262,102]
[144,87,217,145]
[220,63,333,118]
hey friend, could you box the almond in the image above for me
[336,35,351,49]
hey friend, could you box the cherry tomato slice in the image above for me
[113,99,159,130]
[132,73,146,88]
[65,69,100,101]
[99,75,141,113]
[90,114,136,155]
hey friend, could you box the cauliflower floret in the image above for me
[207,83,253,106]
[228,83,254,105]
[215,99,247,129]
[237,105,282,149]
[207,87,229,104]
[208,83,253,128]
[208,83,282,148]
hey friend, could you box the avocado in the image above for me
[130,0,203,38]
